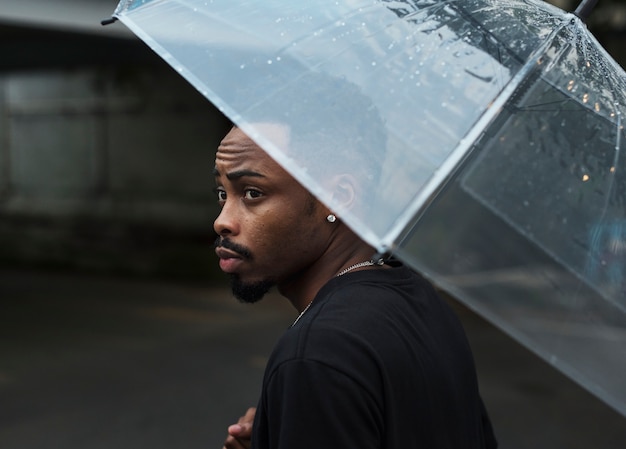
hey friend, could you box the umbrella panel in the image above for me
[113,0,553,245]
[398,23,626,415]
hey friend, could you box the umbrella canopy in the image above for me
[110,0,626,416]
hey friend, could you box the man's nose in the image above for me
[213,201,239,236]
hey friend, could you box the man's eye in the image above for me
[216,189,227,201]
[244,189,262,200]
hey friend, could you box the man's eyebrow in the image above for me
[213,168,266,180]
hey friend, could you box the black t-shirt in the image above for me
[252,263,497,449]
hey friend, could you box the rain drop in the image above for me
[267,60,273,64]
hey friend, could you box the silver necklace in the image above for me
[336,259,381,277]
[291,300,314,327]
[291,259,384,327]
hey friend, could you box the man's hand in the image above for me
[222,407,256,449]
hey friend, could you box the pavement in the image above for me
[1,268,626,449]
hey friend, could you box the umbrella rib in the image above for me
[388,13,573,250]
[451,1,525,66]
[517,98,586,111]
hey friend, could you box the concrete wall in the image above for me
[1,18,624,280]
[0,64,231,278]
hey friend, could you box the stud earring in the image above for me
[326,214,337,223]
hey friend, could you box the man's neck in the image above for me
[278,228,376,313]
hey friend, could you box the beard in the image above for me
[214,237,278,303]
[229,275,274,304]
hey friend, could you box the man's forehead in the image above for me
[215,124,290,169]
[214,124,294,178]
[218,123,290,154]
[215,133,269,174]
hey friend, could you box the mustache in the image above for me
[214,237,252,260]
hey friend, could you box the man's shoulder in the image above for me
[322,264,440,310]
[275,267,438,356]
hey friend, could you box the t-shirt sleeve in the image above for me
[259,358,382,449]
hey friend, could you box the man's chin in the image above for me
[229,275,275,304]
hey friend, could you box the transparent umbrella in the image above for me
[108,0,626,415]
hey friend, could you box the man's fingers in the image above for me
[228,424,246,436]
[222,434,247,449]
[229,407,255,437]
[239,407,257,424]
[223,407,256,449]
[223,433,250,449]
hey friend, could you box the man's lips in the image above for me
[215,247,241,259]
[215,247,244,273]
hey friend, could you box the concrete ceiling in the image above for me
[3,0,624,38]
[0,0,132,38]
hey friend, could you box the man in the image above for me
[214,122,497,448]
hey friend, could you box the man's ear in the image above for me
[330,174,358,210]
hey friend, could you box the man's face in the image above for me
[213,126,330,303]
